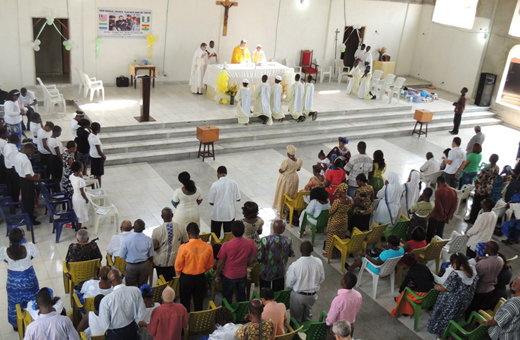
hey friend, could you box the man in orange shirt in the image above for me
[175,223,213,312]
[260,288,286,336]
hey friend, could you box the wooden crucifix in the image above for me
[216,0,238,36]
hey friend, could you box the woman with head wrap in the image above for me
[324,183,353,258]
[273,145,304,213]
[138,284,160,339]
[398,170,421,218]
[373,172,402,225]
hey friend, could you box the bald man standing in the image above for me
[107,220,133,260]
[99,269,144,340]
[152,207,188,281]
[148,287,188,340]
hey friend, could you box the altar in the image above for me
[203,62,290,100]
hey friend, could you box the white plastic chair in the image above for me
[436,231,468,261]
[420,170,444,189]
[86,189,119,235]
[387,77,406,103]
[370,70,384,92]
[270,58,284,64]
[493,199,508,228]
[315,58,332,83]
[372,74,395,100]
[334,59,350,83]
[356,255,403,299]
[83,73,105,102]
[36,77,66,114]
[285,59,302,75]
[455,184,475,216]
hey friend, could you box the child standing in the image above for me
[69,161,89,229]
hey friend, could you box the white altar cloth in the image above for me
[204,62,290,89]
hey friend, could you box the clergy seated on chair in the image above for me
[189,43,208,95]
[231,40,251,64]
[66,229,103,263]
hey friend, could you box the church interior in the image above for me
[1,0,520,339]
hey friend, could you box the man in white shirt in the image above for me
[189,43,208,95]
[4,134,20,202]
[271,76,285,121]
[36,121,54,175]
[208,166,241,238]
[420,152,441,176]
[354,44,365,62]
[253,75,272,125]
[24,288,79,340]
[252,44,267,64]
[19,88,37,131]
[344,141,373,198]
[443,137,466,188]
[14,143,41,225]
[0,127,8,174]
[286,241,325,323]
[207,40,218,64]
[107,220,133,259]
[466,126,485,154]
[70,110,85,139]
[99,269,144,340]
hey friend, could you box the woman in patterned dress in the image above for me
[324,183,353,258]
[350,174,374,232]
[0,228,39,331]
[242,201,264,243]
[61,141,76,199]
[368,150,386,195]
[273,145,303,213]
[427,253,478,338]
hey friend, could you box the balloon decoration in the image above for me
[95,37,102,59]
[33,14,73,52]
[146,34,157,60]
[216,70,229,94]
[340,44,346,53]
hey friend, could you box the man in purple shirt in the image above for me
[216,221,257,302]
[326,272,362,326]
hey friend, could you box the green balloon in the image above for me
[341,46,346,53]
[46,19,53,25]
[65,45,71,51]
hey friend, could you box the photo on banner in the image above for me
[98,8,152,39]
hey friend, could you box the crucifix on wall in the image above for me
[216,0,238,36]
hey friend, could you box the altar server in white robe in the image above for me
[271,76,285,121]
[303,75,317,121]
[252,45,267,64]
[346,59,362,95]
[253,75,273,125]
[362,46,373,72]
[189,43,208,95]
[358,66,375,100]
[207,40,218,64]
[236,79,252,125]
[288,74,305,122]
[354,44,365,62]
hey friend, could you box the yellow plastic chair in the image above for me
[200,233,212,243]
[506,255,518,264]
[418,238,449,273]
[63,259,101,304]
[106,254,127,277]
[157,275,180,300]
[327,228,371,273]
[479,298,506,319]
[72,292,97,326]
[396,246,428,287]
[210,232,233,245]
[81,333,104,340]
[15,304,26,340]
[274,325,303,340]
[183,301,221,340]
[363,222,389,252]
[247,262,260,300]
[152,280,169,304]
[281,191,310,227]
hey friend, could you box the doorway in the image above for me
[33,18,71,84]
[341,26,365,68]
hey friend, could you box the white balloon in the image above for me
[34,39,41,45]
[34,46,40,52]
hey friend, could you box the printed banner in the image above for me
[98,8,152,39]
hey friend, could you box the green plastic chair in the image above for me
[394,288,439,331]
[290,311,328,340]
[382,214,410,240]
[300,210,329,245]
[253,289,292,310]
[441,311,488,340]
[222,298,250,324]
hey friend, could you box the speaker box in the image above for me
[475,72,496,107]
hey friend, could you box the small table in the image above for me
[373,61,396,79]
[412,109,433,137]
[196,125,219,161]
[129,64,156,89]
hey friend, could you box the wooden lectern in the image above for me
[197,125,219,161]
[135,75,155,122]
[412,109,433,137]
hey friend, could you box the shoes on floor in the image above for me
[450,131,458,135]
[32,219,41,226]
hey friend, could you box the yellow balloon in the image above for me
[221,98,228,104]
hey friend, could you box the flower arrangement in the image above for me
[377,47,387,54]
[225,84,238,97]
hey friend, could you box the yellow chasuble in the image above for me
[231,46,251,64]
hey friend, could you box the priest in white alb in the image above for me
[362,46,373,72]
[236,79,252,125]
[189,43,208,95]
[207,40,218,64]
[252,44,267,64]
[358,65,374,100]
[354,43,365,62]
[253,75,273,125]
[289,74,305,122]
[271,76,285,121]
[303,75,316,120]
[346,59,362,95]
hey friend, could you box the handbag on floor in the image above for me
[116,76,129,87]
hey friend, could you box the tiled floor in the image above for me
[0,83,515,340]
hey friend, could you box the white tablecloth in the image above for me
[204,62,290,89]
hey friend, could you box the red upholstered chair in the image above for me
[300,50,318,83]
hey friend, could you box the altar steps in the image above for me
[103,107,499,165]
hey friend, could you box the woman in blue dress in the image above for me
[427,253,478,338]
[0,228,40,331]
